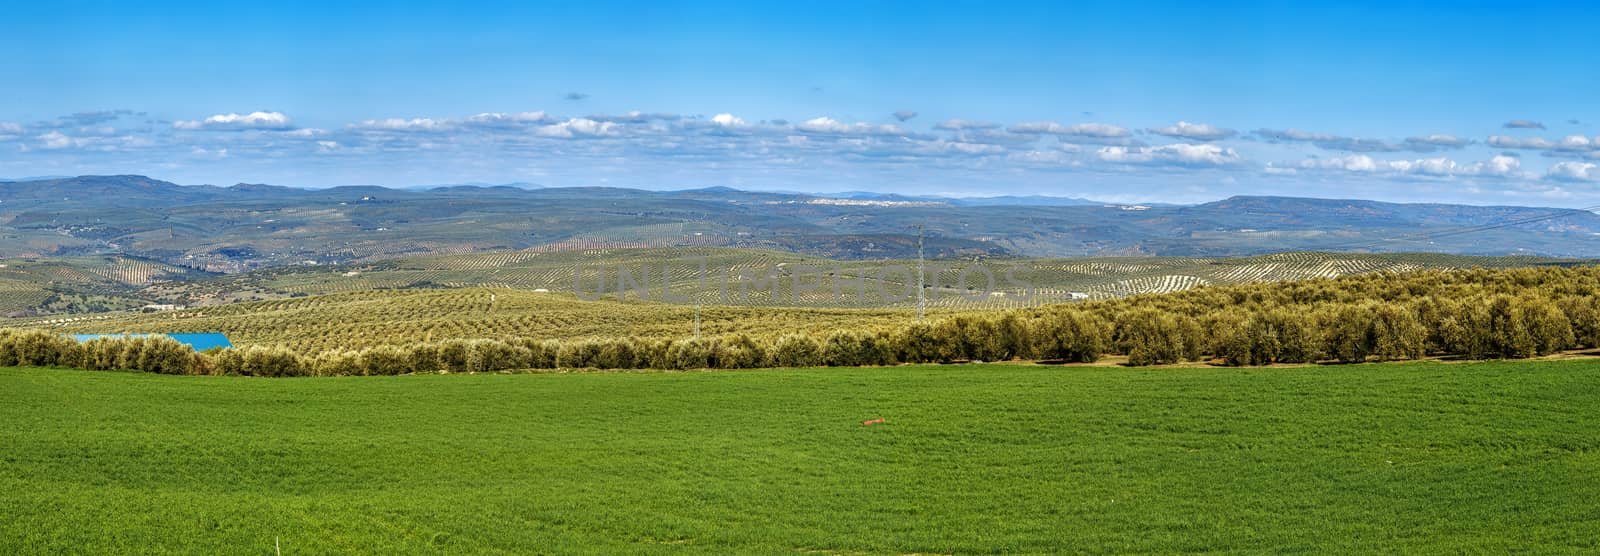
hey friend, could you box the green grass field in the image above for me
[3,361,1598,553]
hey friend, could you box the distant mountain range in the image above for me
[2,175,1599,271]
[829,191,1107,207]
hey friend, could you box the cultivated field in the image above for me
[0,255,211,315]
[14,288,934,352]
[0,249,1580,319]
[141,248,1584,310]
[2,360,1597,553]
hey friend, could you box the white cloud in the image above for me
[1256,128,1415,152]
[1011,121,1130,138]
[1097,143,1240,167]
[1558,135,1596,150]
[174,111,293,131]
[912,140,1007,156]
[1259,128,1334,143]
[1402,134,1471,150]
[795,117,906,136]
[1488,135,1554,149]
[1461,155,1523,178]
[1387,158,1466,177]
[0,122,21,140]
[39,131,80,150]
[587,111,679,124]
[189,146,228,158]
[1007,148,1081,165]
[535,118,620,138]
[344,112,567,133]
[934,119,1001,131]
[1296,154,1382,172]
[31,131,152,151]
[1147,121,1236,141]
[463,111,553,128]
[710,113,748,128]
[1547,161,1598,182]
[1285,154,1526,179]
[1259,129,1466,153]
[350,118,446,131]
[1488,135,1600,159]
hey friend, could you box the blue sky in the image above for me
[2,0,1598,204]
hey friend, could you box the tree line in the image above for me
[3,266,1598,376]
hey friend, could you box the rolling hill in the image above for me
[5,176,1600,273]
[145,247,1585,308]
[9,249,1590,350]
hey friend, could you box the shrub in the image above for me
[665,338,717,370]
[1320,305,1374,364]
[1369,303,1426,361]
[406,344,442,373]
[632,339,672,369]
[1414,297,1461,354]
[138,337,200,375]
[360,344,413,375]
[1031,310,1108,363]
[716,334,769,369]
[0,330,81,367]
[595,338,636,369]
[1520,297,1574,356]
[217,346,308,377]
[890,322,942,364]
[1557,296,1600,349]
[770,333,821,368]
[1455,295,1572,359]
[79,337,125,370]
[465,340,531,373]
[556,340,598,369]
[437,340,472,372]
[1269,309,1323,364]
[310,350,362,376]
[822,330,872,366]
[1115,309,1194,366]
[995,314,1033,361]
[527,339,560,369]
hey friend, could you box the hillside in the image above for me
[147,248,1584,309]
[5,176,1600,272]
[0,256,216,316]
[8,249,1593,353]
[0,247,1583,319]
[14,288,932,352]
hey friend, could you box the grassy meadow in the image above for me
[3,360,1598,553]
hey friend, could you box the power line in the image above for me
[916,224,926,321]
